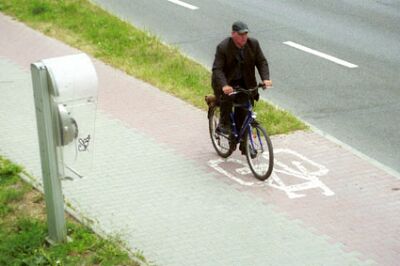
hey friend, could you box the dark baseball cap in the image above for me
[232,21,249,33]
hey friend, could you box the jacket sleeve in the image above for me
[211,44,228,91]
[254,40,270,81]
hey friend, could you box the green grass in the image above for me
[0,159,24,216]
[0,156,148,265]
[0,0,307,135]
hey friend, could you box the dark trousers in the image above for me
[216,79,250,132]
[220,93,252,133]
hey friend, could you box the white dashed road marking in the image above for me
[283,41,358,68]
[167,0,199,10]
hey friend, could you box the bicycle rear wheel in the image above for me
[208,106,233,158]
[245,124,274,180]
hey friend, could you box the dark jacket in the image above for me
[211,37,270,96]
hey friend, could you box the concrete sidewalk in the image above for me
[1,13,399,265]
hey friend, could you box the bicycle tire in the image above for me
[208,106,234,158]
[245,124,274,180]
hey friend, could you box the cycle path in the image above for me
[1,13,399,265]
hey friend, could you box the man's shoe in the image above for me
[239,142,257,158]
[239,141,246,155]
[250,148,257,159]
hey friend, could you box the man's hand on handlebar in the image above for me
[223,80,272,95]
[262,80,272,89]
[223,85,234,95]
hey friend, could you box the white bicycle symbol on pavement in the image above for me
[208,149,334,199]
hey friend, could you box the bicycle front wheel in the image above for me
[208,106,233,158]
[245,124,274,180]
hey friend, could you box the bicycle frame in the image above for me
[230,101,251,140]
[207,83,273,180]
[229,97,261,151]
[228,87,265,153]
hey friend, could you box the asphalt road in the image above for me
[91,0,400,173]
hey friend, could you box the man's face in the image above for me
[231,31,248,48]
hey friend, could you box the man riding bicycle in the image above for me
[211,21,272,136]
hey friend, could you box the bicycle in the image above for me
[205,84,274,180]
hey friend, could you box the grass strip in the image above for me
[0,0,307,135]
[0,155,149,265]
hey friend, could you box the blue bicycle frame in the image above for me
[229,96,263,152]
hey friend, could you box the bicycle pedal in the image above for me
[216,132,230,140]
[230,143,237,151]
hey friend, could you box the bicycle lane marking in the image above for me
[208,149,335,199]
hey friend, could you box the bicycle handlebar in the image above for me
[228,83,266,96]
